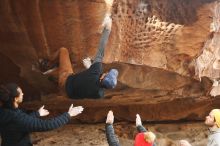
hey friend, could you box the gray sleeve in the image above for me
[137,125,147,133]
[93,28,111,63]
[105,124,120,146]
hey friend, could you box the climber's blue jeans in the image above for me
[93,28,111,64]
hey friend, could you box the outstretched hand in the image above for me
[106,110,114,124]
[38,105,49,117]
[83,57,92,69]
[136,114,142,126]
[68,104,84,117]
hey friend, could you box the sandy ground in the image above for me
[29,122,208,146]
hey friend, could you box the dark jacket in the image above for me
[65,62,104,99]
[0,108,70,146]
[105,124,156,146]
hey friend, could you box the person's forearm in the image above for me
[136,125,147,133]
[105,124,120,146]
[28,111,40,117]
[93,28,111,63]
[23,109,40,118]
[18,112,71,132]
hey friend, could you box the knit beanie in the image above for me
[212,109,220,128]
[102,69,118,89]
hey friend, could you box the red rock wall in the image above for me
[0,0,216,99]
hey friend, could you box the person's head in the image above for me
[134,131,156,146]
[205,109,220,128]
[100,69,118,89]
[0,83,23,109]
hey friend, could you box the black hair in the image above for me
[0,83,19,109]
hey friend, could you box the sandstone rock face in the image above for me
[0,0,219,122]
[109,0,214,75]
[23,63,217,123]
[195,2,220,97]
